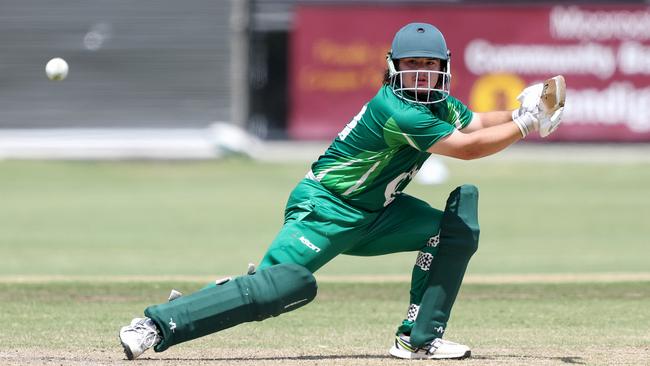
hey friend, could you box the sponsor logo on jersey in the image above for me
[299,236,321,252]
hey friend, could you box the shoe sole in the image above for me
[119,335,135,360]
[389,345,471,360]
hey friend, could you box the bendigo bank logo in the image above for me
[468,73,526,113]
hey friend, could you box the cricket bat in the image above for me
[540,75,566,114]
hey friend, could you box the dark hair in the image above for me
[382,68,391,85]
[383,55,396,85]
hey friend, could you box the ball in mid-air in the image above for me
[45,57,69,81]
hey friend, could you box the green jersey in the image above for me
[307,85,473,211]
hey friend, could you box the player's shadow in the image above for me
[151,354,585,363]
[473,354,586,364]
[150,354,389,362]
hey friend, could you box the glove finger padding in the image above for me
[539,106,564,138]
[518,83,544,110]
[513,75,565,118]
[512,82,544,120]
[513,75,566,138]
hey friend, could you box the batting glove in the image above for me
[512,111,540,138]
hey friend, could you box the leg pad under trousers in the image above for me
[410,184,480,347]
[145,263,317,352]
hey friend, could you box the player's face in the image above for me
[397,58,441,91]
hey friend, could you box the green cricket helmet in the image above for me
[386,22,451,104]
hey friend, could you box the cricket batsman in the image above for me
[119,22,565,360]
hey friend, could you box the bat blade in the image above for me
[540,75,566,113]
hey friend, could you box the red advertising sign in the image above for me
[289,5,650,141]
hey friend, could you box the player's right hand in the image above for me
[512,82,544,120]
[512,75,566,138]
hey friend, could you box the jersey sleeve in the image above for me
[446,95,474,130]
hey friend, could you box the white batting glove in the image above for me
[539,106,565,138]
[512,75,566,138]
[511,82,544,120]
[512,111,539,138]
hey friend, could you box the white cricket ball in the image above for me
[45,57,69,81]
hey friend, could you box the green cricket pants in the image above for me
[260,178,444,271]
[260,178,479,345]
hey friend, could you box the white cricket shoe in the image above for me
[389,333,471,360]
[119,317,161,360]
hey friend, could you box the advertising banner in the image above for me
[289,5,650,141]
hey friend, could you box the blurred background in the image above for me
[2,0,650,152]
[0,0,649,278]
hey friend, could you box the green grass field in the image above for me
[0,157,649,365]
[1,281,649,365]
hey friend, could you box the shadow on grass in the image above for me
[473,355,586,364]
[149,354,389,361]
[147,354,586,364]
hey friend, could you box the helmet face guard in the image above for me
[387,54,451,104]
[387,22,452,104]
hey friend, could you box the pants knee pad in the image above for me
[441,184,480,255]
[145,263,317,352]
[249,263,318,319]
[410,185,480,347]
